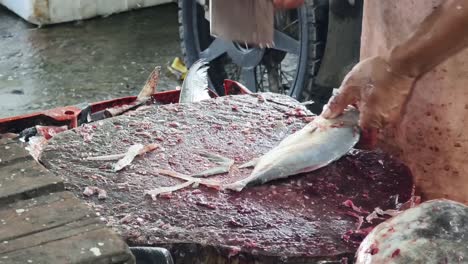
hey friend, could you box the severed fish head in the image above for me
[225,107,360,191]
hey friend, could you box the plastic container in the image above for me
[0,0,174,25]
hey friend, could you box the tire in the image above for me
[130,247,173,264]
[178,0,330,104]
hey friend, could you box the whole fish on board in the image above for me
[224,107,360,191]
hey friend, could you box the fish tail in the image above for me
[223,181,247,192]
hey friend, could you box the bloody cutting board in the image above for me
[41,93,413,264]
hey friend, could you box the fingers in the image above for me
[322,65,363,119]
[321,85,359,119]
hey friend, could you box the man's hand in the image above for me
[321,56,416,136]
[274,0,304,9]
[319,0,468,148]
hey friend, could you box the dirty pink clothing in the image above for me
[361,0,468,203]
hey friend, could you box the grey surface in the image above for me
[0,3,181,118]
[356,199,468,264]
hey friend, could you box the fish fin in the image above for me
[223,167,260,191]
[113,144,145,172]
[137,66,161,102]
[198,151,234,166]
[179,59,211,103]
[238,158,258,169]
[191,165,230,178]
[223,181,246,192]
[145,181,194,200]
[152,168,222,189]
[190,152,234,177]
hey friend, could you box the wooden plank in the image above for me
[0,192,95,243]
[0,138,31,164]
[0,139,64,204]
[0,191,135,264]
[1,229,135,264]
[1,217,102,254]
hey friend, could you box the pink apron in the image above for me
[361,0,468,203]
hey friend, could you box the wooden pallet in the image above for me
[0,138,135,264]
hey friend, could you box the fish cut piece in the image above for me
[112,143,159,172]
[113,144,145,172]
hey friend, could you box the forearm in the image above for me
[388,0,468,78]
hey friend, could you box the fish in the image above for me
[144,168,223,199]
[224,107,360,191]
[104,66,161,118]
[112,143,159,172]
[179,59,212,103]
[190,152,235,178]
[137,66,161,102]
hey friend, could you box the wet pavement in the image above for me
[0,3,181,118]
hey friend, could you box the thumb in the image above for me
[321,85,359,119]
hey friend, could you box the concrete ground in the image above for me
[0,3,181,118]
